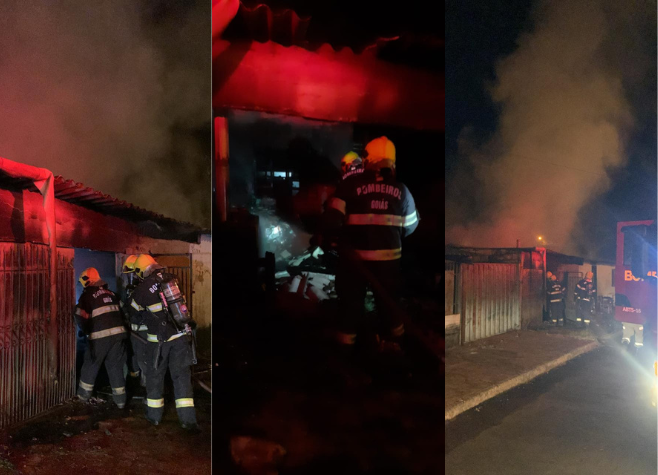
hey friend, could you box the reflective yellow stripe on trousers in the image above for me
[175,398,194,408]
[147,398,164,408]
[354,248,401,261]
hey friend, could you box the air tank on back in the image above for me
[160,275,191,327]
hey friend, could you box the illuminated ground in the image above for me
[445,344,657,475]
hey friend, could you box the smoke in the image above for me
[446,0,654,254]
[0,1,210,228]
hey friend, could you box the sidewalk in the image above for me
[445,328,604,421]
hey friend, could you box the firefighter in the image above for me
[340,151,363,180]
[319,136,419,356]
[548,274,565,326]
[74,268,128,409]
[121,255,148,388]
[130,254,198,431]
[574,271,596,327]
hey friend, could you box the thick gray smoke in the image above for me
[446,0,653,255]
[0,1,210,227]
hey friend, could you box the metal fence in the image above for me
[0,243,76,428]
[461,263,521,343]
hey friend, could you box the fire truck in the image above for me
[614,220,657,405]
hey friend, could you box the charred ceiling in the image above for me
[221,1,444,72]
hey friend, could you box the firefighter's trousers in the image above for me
[144,334,196,426]
[335,258,404,346]
[549,300,564,325]
[78,334,128,408]
[622,322,644,348]
[129,326,149,377]
[576,299,592,324]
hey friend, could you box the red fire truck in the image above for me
[615,220,657,405]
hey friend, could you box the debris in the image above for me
[62,432,72,438]
[230,436,286,475]
[69,415,89,421]
[97,421,113,432]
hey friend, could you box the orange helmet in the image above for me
[79,268,101,287]
[364,136,396,170]
[585,271,593,280]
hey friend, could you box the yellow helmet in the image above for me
[341,152,361,173]
[122,255,138,274]
[364,136,396,169]
[79,267,101,287]
[134,254,162,280]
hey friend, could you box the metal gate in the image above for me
[461,263,521,343]
[153,254,193,317]
[0,243,76,428]
[565,272,582,322]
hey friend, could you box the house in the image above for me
[0,158,210,428]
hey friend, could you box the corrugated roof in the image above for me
[221,2,443,71]
[0,171,206,241]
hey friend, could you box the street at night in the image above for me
[446,344,657,475]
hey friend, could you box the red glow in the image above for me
[213,41,444,130]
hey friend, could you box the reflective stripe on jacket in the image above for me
[322,169,418,261]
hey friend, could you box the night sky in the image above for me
[445,0,656,261]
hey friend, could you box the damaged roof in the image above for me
[221,1,444,71]
[0,171,206,242]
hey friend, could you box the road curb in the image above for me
[445,341,600,421]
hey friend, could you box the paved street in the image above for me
[446,344,657,475]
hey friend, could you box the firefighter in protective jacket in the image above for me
[121,255,148,386]
[74,268,128,408]
[574,271,596,326]
[547,274,565,326]
[319,136,419,353]
[129,254,198,431]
